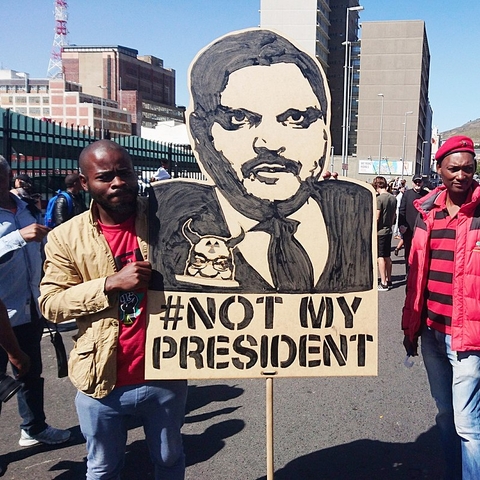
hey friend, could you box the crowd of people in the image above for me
[1,129,480,480]
[0,30,478,479]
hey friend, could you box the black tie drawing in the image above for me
[251,216,314,292]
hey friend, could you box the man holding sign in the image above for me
[40,140,187,480]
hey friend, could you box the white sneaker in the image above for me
[19,425,71,447]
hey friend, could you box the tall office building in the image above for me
[327,1,362,158]
[355,21,431,180]
[260,0,331,70]
[260,0,362,158]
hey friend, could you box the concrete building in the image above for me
[260,0,362,161]
[260,0,331,70]
[0,69,132,135]
[355,20,431,183]
[61,45,185,135]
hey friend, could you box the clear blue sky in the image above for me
[1,0,478,132]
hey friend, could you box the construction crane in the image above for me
[47,0,68,78]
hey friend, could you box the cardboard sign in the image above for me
[146,28,377,379]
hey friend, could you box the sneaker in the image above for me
[378,282,389,292]
[387,281,393,289]
[19,426,71,447]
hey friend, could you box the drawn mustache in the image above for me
[240,145,301,179]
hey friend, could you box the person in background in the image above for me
[10,173,42,216]
[0,156,71,448]
[373,176,397,291]
[151,158,171,182]
[402,135,480,480]
[397,174,429,273]
[40,140,187,479]
[53,173,87,226]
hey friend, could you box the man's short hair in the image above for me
[65,173,80,188]
[373,176,388,190]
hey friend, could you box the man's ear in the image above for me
[79,174,88,192]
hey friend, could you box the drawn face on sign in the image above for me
[210,63,328,201]
[187,29,331,220]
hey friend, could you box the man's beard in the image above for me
[90,185,138,216]
[204,146,323,221]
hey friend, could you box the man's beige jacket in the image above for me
[39,198,148,398]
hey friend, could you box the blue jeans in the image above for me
[422,327,480,480]
[75,380,187,480]
[0,314,47,436]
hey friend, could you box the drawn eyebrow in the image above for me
[276,107,323,128]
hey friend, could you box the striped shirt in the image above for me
[425,196,456,334]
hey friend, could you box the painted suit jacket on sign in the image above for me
[149,179,374,294]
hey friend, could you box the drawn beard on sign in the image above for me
[207,141,327,223]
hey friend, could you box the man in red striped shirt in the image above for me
[402,135,479,480]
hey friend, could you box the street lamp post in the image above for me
[97,85,107,139]
[341,4,364,176]
[401,111,413,179]
[378,93,384,168]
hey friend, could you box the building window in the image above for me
[16,96,27,104]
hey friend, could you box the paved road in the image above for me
[0,255,445,479]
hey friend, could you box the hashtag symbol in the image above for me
[160,296,184,330]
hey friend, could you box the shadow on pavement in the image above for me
[184,383,245,467]
[19,383,246,478]
[185,383,244,415]
[1,426,85,479]
[257,427,444,480]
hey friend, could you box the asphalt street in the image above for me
[0,253,445,480]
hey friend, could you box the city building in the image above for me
[260,0,362,161]
[0,69,132,135]
[259,3,432,182]
[355,20,431,182]
[260,0,331,71]
[61,45,185,135]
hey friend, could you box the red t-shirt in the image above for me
[99,215,146,387]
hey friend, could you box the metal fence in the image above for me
[0,108,200,205]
